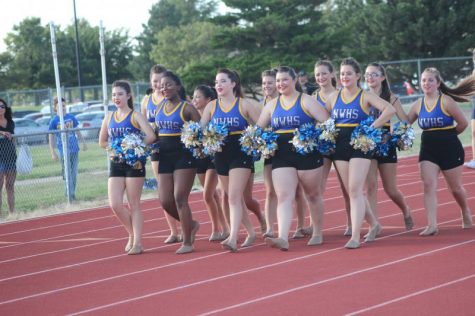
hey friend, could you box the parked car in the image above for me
[76,111,106,139]
[13,118,49,144]
[82,104,116,113]
[12,110,38,119]
[23,112,44,121]
[35,116,52,127]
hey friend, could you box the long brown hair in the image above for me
[341,57,362,87]
[315,60,337,88]
[276,66,303,92]
[423,67,475,102]
[217,68,243,98]
[367,62,391,102]
[112,80,134,109]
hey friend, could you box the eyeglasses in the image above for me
[0,104,6,109]
[364,72,381,79]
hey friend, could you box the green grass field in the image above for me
[1,102,473,219]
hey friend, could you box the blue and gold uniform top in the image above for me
[417,94,454,131]
[271,93,313,133]
[316,91,327,108]
[144,94,165,123]
[155,100,186,136]
[108,111,141,138]
[331,89,370,127]
[210,98,249,135]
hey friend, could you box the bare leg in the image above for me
[442,165,473,229]
[263,164,277,237]
[419,161,440,235]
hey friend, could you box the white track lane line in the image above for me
[71,239,475,315]
[344,273,475,315]
[0,212,470,308]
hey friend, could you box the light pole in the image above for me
[73,0,83,101]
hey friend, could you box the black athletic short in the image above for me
[419,128,464,170]
[214,134,253,176]
[196,157,215,174]
[109,161,146,178]
[271,133,323,170]
[158,136,196,174]
[333,126,374,161]
[264,158,273,166]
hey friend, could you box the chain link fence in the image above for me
[1,56,473,218]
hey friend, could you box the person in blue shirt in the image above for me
[48,97,87,201]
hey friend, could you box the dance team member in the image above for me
[257,66,329,251]
[326,58,395,249]
[364,62,413,231]
[314,60,352,236]
[407,68,474,235]
[261,69,309,239]
[156,71,201,254]
[99,80,156,255]
[141,64,182,244]
[192,85,229,241]
[200,68,260,252]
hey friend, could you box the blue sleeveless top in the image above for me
[108,111,141,138]
[316,91,327,107]
[417,94,454,131]
[271,93,313,133]
[211,98,248,135]
[331,89,370,127]
[144,94,165,123]
[155,100,186,136]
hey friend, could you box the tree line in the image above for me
[0,0,473,94]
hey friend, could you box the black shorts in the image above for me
[419,128,464,170]
[196,157,215,174]
[214,135,253,176]
[272,133,323,170]
[264,158,273,166]
[109,161,146,178]
[333,126,374,161]
[158,136,196,174]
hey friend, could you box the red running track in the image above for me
[0,152,474,315]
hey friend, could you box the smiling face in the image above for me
[262,75,277,97]
[420,70,440,95]
[364,65,384,90]
[340,65,360,88]
[150,73,164,94]
[276,71,296,96]
[160,76,180,100]
[192,89,209,110]
[314,65,334,88]
[112,86,130,109]
[215,73,235,97]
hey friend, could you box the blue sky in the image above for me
[0,0,160,52]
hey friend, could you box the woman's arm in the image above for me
[242,98,262,125]
[133,112,156,145]
[256,100,274,128]
[364,92,396,128]
[302,94,330,123]
[98,113,111,149]
[391,94,409,122]
[443,95,468,134]
[200,100,214,127]
[183,102,201,122]
[406,100,420,125]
